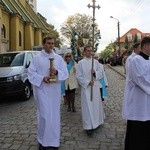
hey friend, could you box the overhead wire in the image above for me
[120,0,149,34]
[128,0,150,16]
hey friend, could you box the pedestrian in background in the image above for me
[76,45,104,136]
[94,53,108,101]
[61,49,78,112]
[122,36,150,150]
[28,37,68,150]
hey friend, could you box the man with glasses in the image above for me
[28,37,68,150]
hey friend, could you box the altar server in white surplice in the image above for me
[28,37,68,150]
[76,45,104,136]
[122,36,150,150]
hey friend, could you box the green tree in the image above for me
[133,34,138,44]
[60,13,99,47]
[100,43,114,59]
[124,36,129,49]
[47,24,61,48]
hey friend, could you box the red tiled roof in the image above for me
[120,28,150,43]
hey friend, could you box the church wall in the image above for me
[19,0,26,8]
[0,5,2,52]
[34,28,42,46]
[1,12,10,52]
[24,22,38,50]
[18,21,25,51]
[0,0,50,52]
[10,14,20,51]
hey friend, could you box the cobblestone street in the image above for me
[0,65,127,150]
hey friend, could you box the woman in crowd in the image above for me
[62,49,78,112]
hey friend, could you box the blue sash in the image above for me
[67,60,74,73]
[99,77,107,98]
[61,81,65,96]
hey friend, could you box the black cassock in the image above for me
[125,120,150,150]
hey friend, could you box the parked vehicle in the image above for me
[0,51,39,100]
[32,46,43,51]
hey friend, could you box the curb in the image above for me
[106,64,126,78]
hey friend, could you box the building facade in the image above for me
[28,0,37,13]
[120,28,150,50]
[0,0,50,53]
[112,28,150,56]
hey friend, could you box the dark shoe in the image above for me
[67,108,71,112]
[39,143,46,150]
[72,107,76,112]
[86,129,93,136]
[51,147,59,150]
[45,147,59,150]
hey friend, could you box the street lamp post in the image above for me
[110,16,121,57]
[87,0,100,101]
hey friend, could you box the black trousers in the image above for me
[100,88,104,101]
[125,120,150,150]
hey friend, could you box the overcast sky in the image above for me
[37,0,150,52]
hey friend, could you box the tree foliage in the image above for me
[133,34,138,44]
[60,13,99,46]
[100,43,114,58]
[124,36,129,49]
[47,24,61,48]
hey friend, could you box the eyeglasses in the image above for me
[47,42,54,45]
[66,55,71,58]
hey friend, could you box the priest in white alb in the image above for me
[76,45,104,135]
[28,37,68,150]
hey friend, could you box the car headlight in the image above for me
[14,75,21,80]
[7,75,21,82]
[7,76,13,82]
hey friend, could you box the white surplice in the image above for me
[28,50,68,147]
[122,55,150,121]
[125,52,137,76]
[76,57,104,130]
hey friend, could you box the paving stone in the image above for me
[9,144,21,149]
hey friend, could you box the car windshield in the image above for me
[32,46,43,51]
[0,53,25,67]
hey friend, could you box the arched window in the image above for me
[137,33,141,40]
[30,4,34,9]
[1,24,6,38]
[19,31,22,46]
[127,33,132,41]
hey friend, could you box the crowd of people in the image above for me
[27,36,150,150]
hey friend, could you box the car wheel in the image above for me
[23,82,31,100]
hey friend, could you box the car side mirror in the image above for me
[26,61,31,68]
